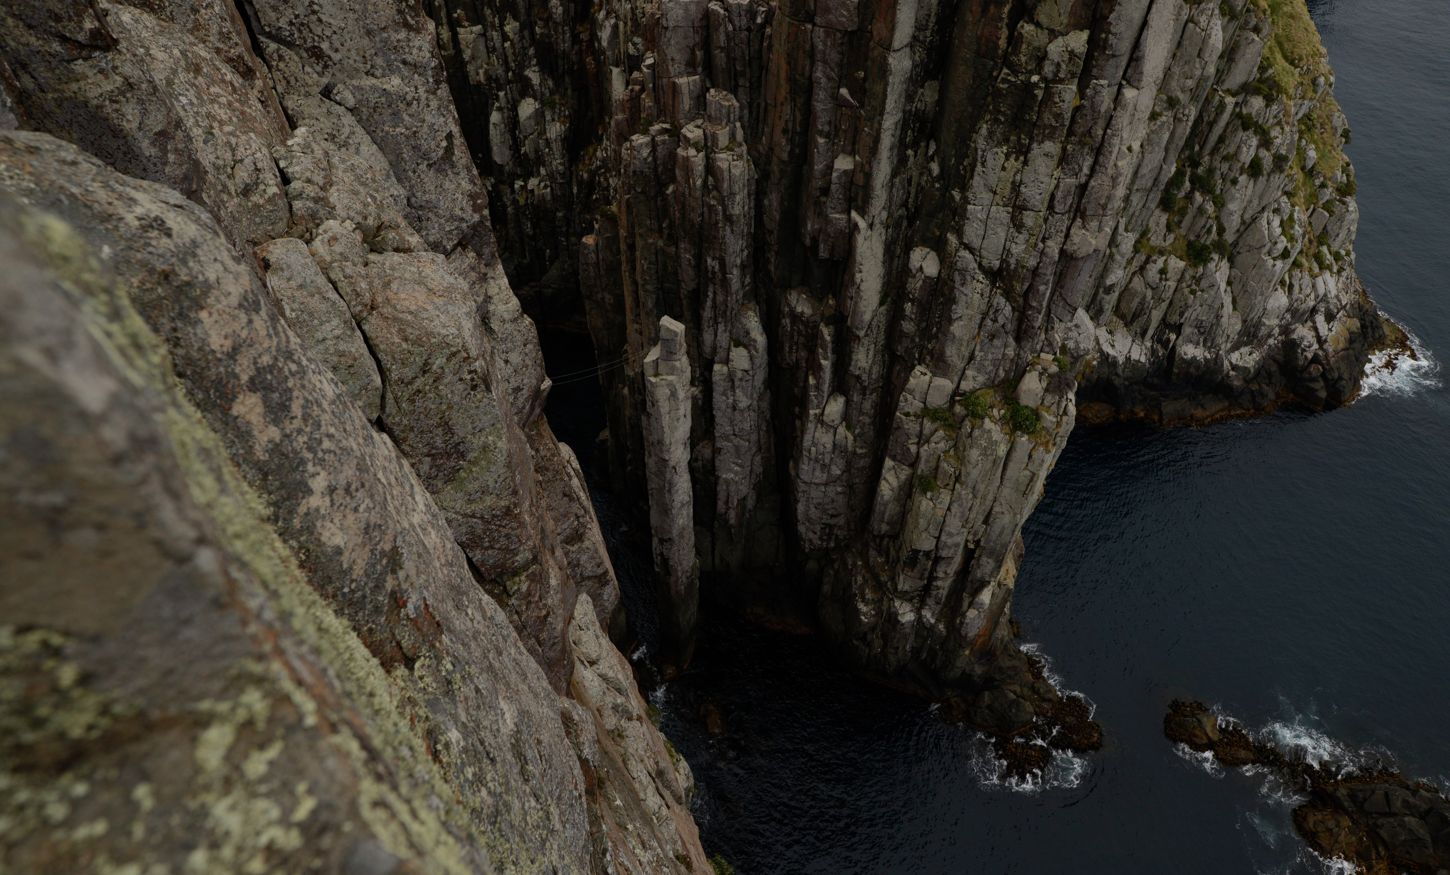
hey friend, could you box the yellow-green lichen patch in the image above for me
[0,627,124,767]
[7,206,483,874]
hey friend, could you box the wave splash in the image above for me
[966,733,1091,793]
[1360,320,1440,398]
[966,642,1095,793]
[1173,741,1226,777]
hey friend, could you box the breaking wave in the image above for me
[1310,852,1361,875]
[966,733,1091,793]
[1173,742,1226,777]
[1360,321,1440,398]
[966,642,1094,793]
[1020,642,1098,719]
[1258,714,1391,779]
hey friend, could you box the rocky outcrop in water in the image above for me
[0,0,705,869]
[1165,700,1450,874]
[944,644,1102,780]
[427,0,1387,698]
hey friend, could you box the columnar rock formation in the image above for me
[644,316,702,661]
[426,0,1386,694]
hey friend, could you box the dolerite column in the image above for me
[643,316,699,666]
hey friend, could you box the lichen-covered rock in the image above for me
[0,194,515,873]
[315,228,582,684]
[566,595,710,872]
[0,0,610,682]
[0,129,708,872]
[2,0,708,866]
[535,425,625,636]
[0,0,290,247]
[241,0,489,254]
[0,129,597,869]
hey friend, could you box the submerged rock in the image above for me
[1164,700,1450,873]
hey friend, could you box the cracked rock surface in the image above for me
[0,0,706,868]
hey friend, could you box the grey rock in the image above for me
[447,0,1386,689]
[643,316,699,660]
[0,0,290,247]
[1,0,712,866]
[0,190,493,873]
[257,237,383,420]
[0,130,596,870]
[567,594,710,871]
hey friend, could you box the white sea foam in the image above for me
[1257,716,1391,779]
[965,733,1091,793]
[1173,742,1226,777]
[1256,849,1362,875]
[1309,850,1361,875]
[1255,770,1309,806]
[1260,719,1350,769]
[1360,321,1440,398]
[1246,809,1287,850]
[959,643,1096,792]
[1020,642,1097,717]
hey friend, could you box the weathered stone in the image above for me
[0,129,708,872]
[1168,700,1450,874]
[257,237,383,420]
[566,594,710,871]
[0,192,506,873]
[0,130,598,869]
[243,0,489,253]
[0,0,290,247]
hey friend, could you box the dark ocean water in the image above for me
[629,1,1450,872]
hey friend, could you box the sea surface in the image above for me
[548,1,1450,871]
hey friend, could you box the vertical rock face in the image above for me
[644,316,701,660]
[433,0,1386,689]
[0,190,577,872]
[0,0,290,247]
[0,0,707,869]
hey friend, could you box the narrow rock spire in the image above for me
[643,315,699,665]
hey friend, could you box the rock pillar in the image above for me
[643,316,698,664]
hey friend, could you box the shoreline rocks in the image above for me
[1164,699,1450,873]
[943,641,1103,782]
[1078,308,1408,428]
